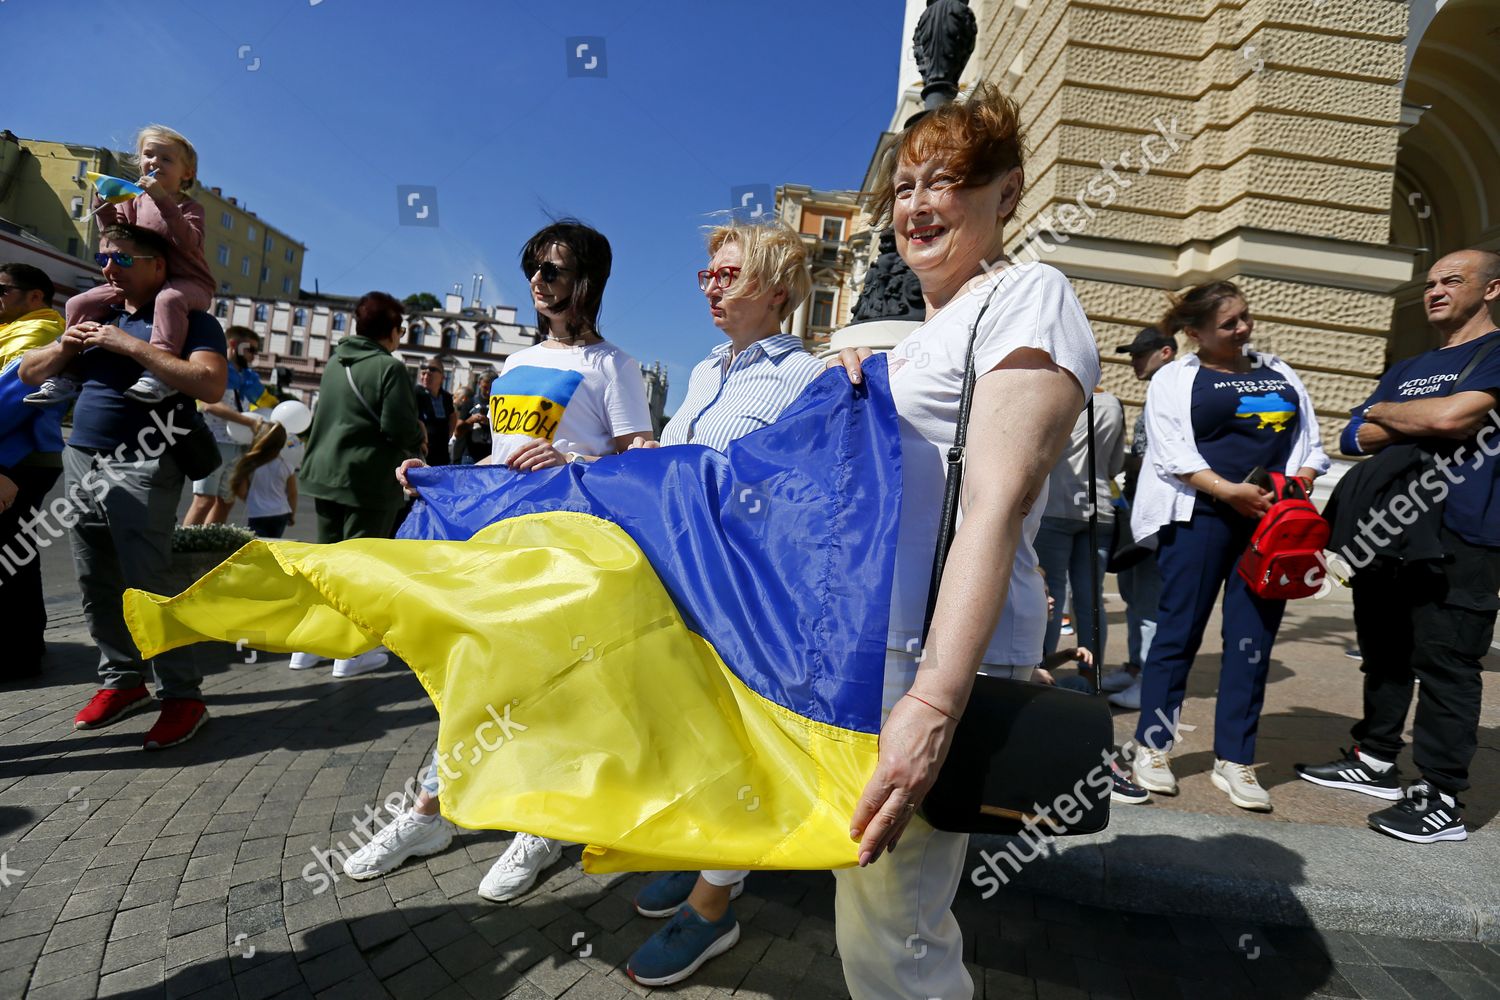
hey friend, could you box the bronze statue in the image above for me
[851,229,926,323]
[913,0,978,110]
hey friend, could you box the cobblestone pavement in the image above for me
[2,604,1498,1000]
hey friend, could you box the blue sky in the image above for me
[7,0,903,408]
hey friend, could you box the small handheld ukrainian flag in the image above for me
[125,359,902,873]
[81,172,145,222]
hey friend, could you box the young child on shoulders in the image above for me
[29,124,215,407]
[230,421,298,538]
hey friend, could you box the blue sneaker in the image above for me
[633,871,743,918]
[627,904,740,987]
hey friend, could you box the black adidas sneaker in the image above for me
[1294,746,1400,800]
[1368,781,1467,844]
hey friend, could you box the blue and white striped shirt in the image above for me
[661,333,825,452]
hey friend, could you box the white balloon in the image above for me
[226,418,255,445]
[271,399,312,435]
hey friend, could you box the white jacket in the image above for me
[1130,352,1330,542]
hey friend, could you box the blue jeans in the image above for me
[1035,516,1109,662]
[1117,552,1162,667]
[1133,508,1286,764]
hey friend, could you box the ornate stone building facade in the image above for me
[832,0,1499,449]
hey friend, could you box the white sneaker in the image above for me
[1100,669,1139,694]
[1131,745,1178,795]
[289,652,326,670]
[1108,677,1142,709]
[477,833,562,902]
[343,811,454,880]
[123,372,172,404]
[1212,759,1272,812]
[332,650,389,678]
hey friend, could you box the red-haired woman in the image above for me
[829,83,1100,999]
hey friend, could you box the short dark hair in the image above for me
[1473,249,1500,287]
[99,223,170,258]
[520,219,612,340]
[225,325,260,346]
[0,263,54,305]
[355,291,405,342]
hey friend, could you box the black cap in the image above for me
[1115,326,1175,355]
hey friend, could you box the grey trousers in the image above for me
[63,446,201,699]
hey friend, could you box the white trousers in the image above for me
[830,648,1000,1000]
[701,869,748,887]
[834,815,971,999]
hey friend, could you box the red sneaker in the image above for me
[143,699,208,750]
[74,686,152,730]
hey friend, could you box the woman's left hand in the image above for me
[849,692,959,866]
[825,347,873,385]
[506,439,569,472]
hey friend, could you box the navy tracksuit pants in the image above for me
[1133,505,1286,764]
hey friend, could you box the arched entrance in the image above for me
[1389,0,1500,363]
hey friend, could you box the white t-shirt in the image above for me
[488,341,653,463]
[246,454,295,518]
[885,262,1102,692]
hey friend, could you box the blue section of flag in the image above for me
[402,358,901,734]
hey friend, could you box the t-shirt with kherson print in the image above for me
[487,341,653,464]
[1347,328,1500,547]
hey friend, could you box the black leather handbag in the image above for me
[917,282,1116,838]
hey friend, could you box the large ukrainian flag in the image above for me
[125,359,901,872]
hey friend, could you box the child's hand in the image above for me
[138,172,171,202]
[1072,647,1095,669]
[1033,668,1056,686]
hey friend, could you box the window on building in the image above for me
[407,322,425,345]
[811,289,836,328]
[476,328,491,353]
[290,339,305,358]
[294,308,307,327]
[247,224,256,242]
[265,234,274,252]
[260,265,270,283]
[75,160,88,180]
[254,304,268,322]
[214,300,229,318]
[821,217,845,242]
[441,327,457,351]
[71,197,84,219]
[333,313,347,332]
[221,212,233,229]
[284,247,294,263]
[241,256,251,276]
[220,281,232,293]
[282,275,292,295]
[217,244,230,266]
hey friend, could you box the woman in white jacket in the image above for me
[1128,281,1329,812]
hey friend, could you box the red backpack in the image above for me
[1236,471,1330,600]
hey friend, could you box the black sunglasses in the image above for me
[526,260,573,284]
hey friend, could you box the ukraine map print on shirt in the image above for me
[487,367,585,442]
[1235,390,1296,431]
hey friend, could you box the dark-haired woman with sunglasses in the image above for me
[379,220,655,903]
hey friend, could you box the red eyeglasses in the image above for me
[697,266,741,292]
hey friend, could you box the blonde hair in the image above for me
[706,222,812,323]
[229,421,288,500]
[135,124,199,193]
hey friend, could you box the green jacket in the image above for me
[299,335,422,511]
